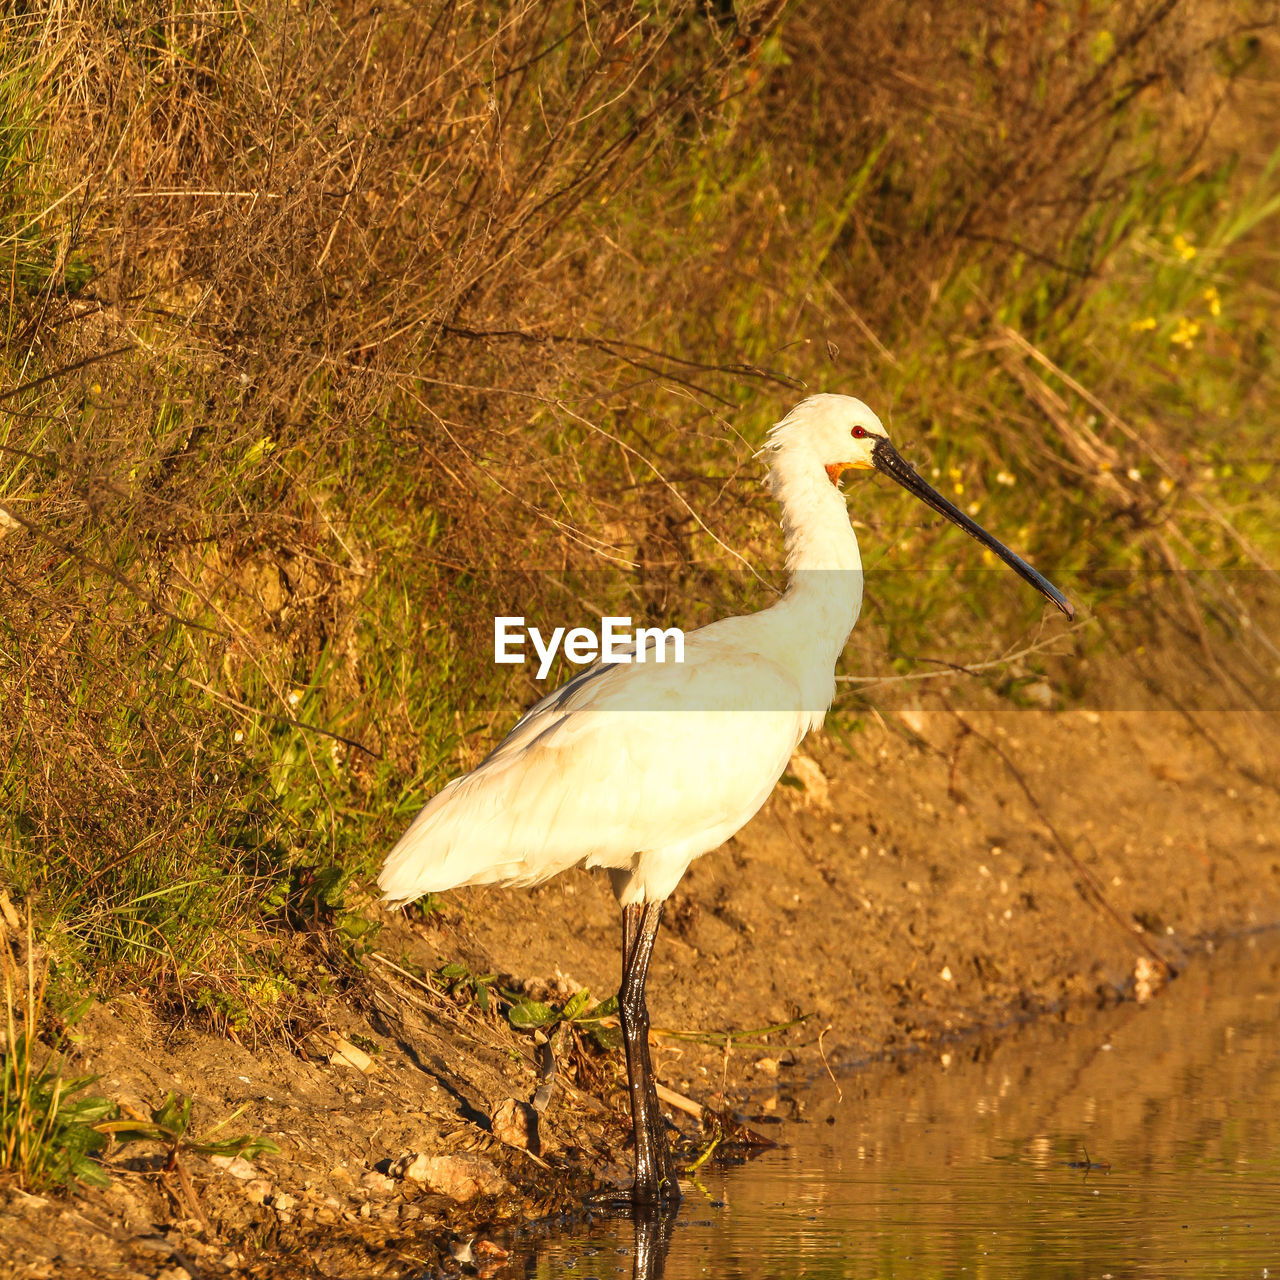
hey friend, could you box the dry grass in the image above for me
[0,0,1276,1021]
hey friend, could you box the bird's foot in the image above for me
[584,1172,682,1212]
[584,1186,641,1215]
[630,1170,683,1208]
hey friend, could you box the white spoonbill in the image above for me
[379,393,1072,1204]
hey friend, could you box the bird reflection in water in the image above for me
[629,1201,679,1280]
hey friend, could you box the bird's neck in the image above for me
[771,444,864,576]
[764,450,865,715]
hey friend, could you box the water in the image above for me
[520,934,1280,1279]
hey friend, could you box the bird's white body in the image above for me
[380,390,1073,1206]
[378,395,872,908]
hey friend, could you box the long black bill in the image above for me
[872,437,1074,620]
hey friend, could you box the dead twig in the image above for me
[838,626,1084,687]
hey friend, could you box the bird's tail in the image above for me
[377,753,586,904]
[379,774,501,903]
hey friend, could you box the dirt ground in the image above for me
[3,677,1279,1278]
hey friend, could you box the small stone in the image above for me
[1022,680,1055,708]
[270,1191,297,1213]
[391,1152,511,1201]
[753,1057,779,1076]
[329,1037,376,1074]
[898,709,928,737]
[243,1179,272,1205]
[359,1170,396,1196]
[1133,955,1168,1004]
[787,752,831,811]
[491,1098,541,1153]
[209,1154,258,1180]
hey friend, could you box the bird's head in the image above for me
[766,393,888,484]
[767,393,1074,620]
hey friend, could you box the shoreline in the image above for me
[5,699,1279,1277]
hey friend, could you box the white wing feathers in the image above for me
[377,628,808,905]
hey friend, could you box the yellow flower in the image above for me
[1170,316,1200,348]
[1130,316,1157,332]
[245,436,277,465]
[1171,232,1197,261]
[1202,285,1221,317]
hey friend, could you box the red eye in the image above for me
[851,425,867,439]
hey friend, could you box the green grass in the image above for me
[1,906,279,1189]
[0,0,1276,1038]
[0,43,89,319]
[1,919,116,1190]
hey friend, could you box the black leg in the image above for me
[619,901,681,1205]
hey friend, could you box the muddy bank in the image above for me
[4,700,1279,1278]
